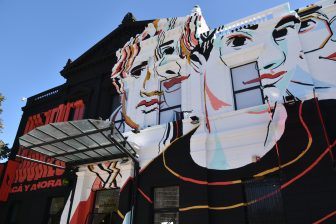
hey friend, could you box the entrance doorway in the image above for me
[89,189,120,224]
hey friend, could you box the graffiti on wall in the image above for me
[88,161,122,190]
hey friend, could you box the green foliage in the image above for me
[0,140,10,160]
[0,93,3,131]
[0,93,9,160]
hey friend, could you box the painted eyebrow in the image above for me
[275,15,300,29]
[159,40,174,47]
[245,24,258,30]
[228,30,252,37]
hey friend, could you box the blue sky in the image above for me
[0,0,313,148]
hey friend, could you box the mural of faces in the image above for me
[111,14,202,130]
[299,9,336,87]
[219,14,315,102]
[197,15,305,170]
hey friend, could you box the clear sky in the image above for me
[0,0,313,148]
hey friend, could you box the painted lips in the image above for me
[136,99,161,108]
[243,71,287,85]
[323,52,336,61]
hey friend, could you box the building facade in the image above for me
[1,0,336,224]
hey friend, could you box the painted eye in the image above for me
[130,61,148,77]
[163,46,174,55]
[226,34,252,49]
[273,25,295,41]
[299,19,317,33]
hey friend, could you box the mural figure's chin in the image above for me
[189,104,287,170]
[264,87,283,102]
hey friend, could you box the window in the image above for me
[6,201,21,224]
[110,94,124,132]
[153,186,179,224]
[231,62,264,110]
[89,189,120,224]
[159,80,183,124]
[47,197,65,224]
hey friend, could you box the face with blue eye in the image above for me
[299,12,336,87]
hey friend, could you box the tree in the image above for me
[0,93,10,160]
[0,93,3,131]
[0,141,10,160]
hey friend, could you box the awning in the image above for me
[19,119,137,166]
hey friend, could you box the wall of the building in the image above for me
[104,1,336,224]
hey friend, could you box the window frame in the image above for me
[158,79,183,125]
[153,186,180,224]
[46,196,66,224]
[230,61,265,110]
[243,176,286,224]
[89,188,120,224]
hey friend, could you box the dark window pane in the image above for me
[94,189,120,214]
[7,201,21,224]
[154,212,179,224]
[90,189,120,224]
[47,197,65,224]
[245,177,285,224]
[154,186,179,209]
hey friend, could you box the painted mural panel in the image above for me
[106,1,336,223]
[298,2,336,97]
[60,159,133,224]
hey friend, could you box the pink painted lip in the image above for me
[136,99,161,108]
[325,52,336,61]
[163,75,190,89]
[243,71,287,85]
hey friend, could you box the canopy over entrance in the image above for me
[19,119,137,167]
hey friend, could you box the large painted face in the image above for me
[139,31,189,124]
[111,15,201,129]
[220,15,302,101]
[299,11,336,87]
[255,15,301,100]
[260,15,301,92]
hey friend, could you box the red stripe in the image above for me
[178,175,238,186]
[314,97,334,161]
[120,177,133,192]
[313,210,336,224]
[281,140,336,189]
[138,188,153,203]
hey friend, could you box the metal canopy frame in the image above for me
[19,119,141,224]
[19,119,138,167]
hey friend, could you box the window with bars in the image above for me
[47,197,65,224]
[153,186,179,224]
[90,189,120,224]
[159,80,183,124]
[244,177,285,224]
[231,62,264,110]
